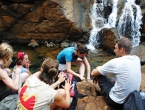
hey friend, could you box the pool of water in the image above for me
[9,43,115,74]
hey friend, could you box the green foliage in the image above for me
[142,33,145,36]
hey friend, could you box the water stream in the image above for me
[87,0,142,51]
[117,0,142,47]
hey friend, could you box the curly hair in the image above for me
[39,58,58,84]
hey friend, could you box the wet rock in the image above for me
[76,81,116,110]
[28,39,39,47]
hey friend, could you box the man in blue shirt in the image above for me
[57,43,91,81]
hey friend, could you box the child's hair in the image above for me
[76,43,88,54]
[0,42,13,67]
[15,52,27,65]
[39,58,58,84]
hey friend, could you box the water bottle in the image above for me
[140,91,145,99]
[70,81,76,97]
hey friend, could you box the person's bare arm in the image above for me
[91,66,101,77]
[91,66,101,84]
[26,69,31,76]
[83,57,91,79]
[66,61,81,78]
[50,72,66,89]
[53,80,71,108]
[0,68,21,91]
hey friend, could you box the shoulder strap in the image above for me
[65,72,73,82]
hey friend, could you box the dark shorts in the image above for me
[97,75,124,109]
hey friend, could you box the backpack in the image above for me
[123,90,145,110]
[0,94,18,110]
[61,72,80,110]
[57,72,86,110]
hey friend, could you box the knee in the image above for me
[80,62,84,66]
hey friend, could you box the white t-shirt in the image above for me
[98,55,141,104]
[17,75,57,110]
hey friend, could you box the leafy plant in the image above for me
[142,33,145,36]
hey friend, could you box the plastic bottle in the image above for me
[70,81,76,97]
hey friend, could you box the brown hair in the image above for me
[76,43,88,54]
[39,58,58,84]
[0,42,13,67]
[116,37,132,54]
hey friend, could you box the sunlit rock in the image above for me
[28,39,39,47]
[61,41,70,48]
[44,41,56,47]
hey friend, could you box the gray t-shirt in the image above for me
[98,55,141,104]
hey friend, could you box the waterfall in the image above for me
[87,0,118,52]
[117,0,142,47]
[87,0,142,51]
[108,0,118,28]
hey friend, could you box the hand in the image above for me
[62,80,72,91]
[25,61,31,69]
[79,76,85,81]
[92,76,98,84]
[87,78,92,83]
[58,72,66,83]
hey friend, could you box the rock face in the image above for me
[99,28,120,53]
[0,0,94,44]
[76,81,116,110]
[0,0,145,48]
[0,0,84,44]
[76,75,145,110]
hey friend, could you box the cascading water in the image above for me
[86,1,106,51]
[87,0,142,52]
[87,0,118,52]
[117,0,142,47]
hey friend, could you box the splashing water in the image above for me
[87,0,108,53]
[87,0,142,52]
[87,0,118,52]
[117,0,142,47]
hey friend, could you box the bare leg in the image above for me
[72,58,85,77]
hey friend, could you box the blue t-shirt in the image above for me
[57,47,78,64]
[13,66,27,73]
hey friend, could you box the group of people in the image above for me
[0,37,141,110]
